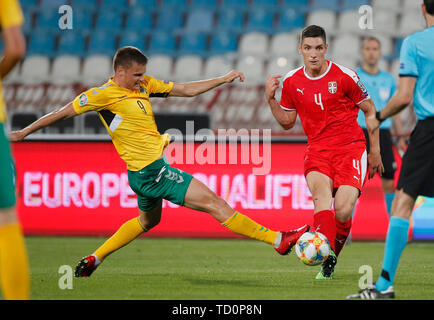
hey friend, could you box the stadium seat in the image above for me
[46,117,76,134]
[72,9,94,32]
[266,56,295,77]
[51,55,81,85]
[235,55,265,84]
[204,56,233,78]
[403,0,423,10]
[216,8,245,32]
[20,0,38,8]
[57,32,87,57]
[184,9,215,33]
[88,30,117,56]
[238,32,269,57]
[118,32,147,51]
[398,10,425,37]
[84,113,107,134]
[251,0,278,8]
[332,57,359,70]
[22,10,34,33]
[27,32,56,57]
[2,64,21,84]
[178,32,208,56]
[146,55,174,80]
[148,32,177,55]
[394,37,404,57]
[277,6,305,32]
[99,0,129,8]
[35,10,61,32]
[371,0,402,12]
[155,10,184,31]
[189,0,218,8]
[245,8,275,33]
[280,0,308,10]
[310,0,340,12]
[159,0,188,8]
[95,11,124,31]
[373,10,398,36]
[81,55,113,86]
[220,0,248,8]
[70,0,99,8]
[10,112,40,132]
[337,10,364,34]
[306,10,336,34]
[340,0,370,11]
[375,34,394,57]
[173,55,203,81]
[210,31,238,55]
[330,34,360,60]
[39,0,67,9]
[269,32,299,57]
[20,55,50,84]
[128,0,157,7]
[125,9,153,31]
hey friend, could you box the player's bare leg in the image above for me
[75,202,162,277]
[183,177,309,254]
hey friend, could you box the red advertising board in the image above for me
[12,141,397,240]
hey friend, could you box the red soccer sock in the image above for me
[313,210,336,252]
[334,217,352,257]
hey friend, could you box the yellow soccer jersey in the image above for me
[72,76,174,171]
[0,0,24,123]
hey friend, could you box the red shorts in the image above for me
[304,143,368,196]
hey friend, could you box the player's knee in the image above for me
[334,202,354,220]
[139,213,161,231]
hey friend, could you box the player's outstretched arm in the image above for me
[9,102,77,141]
[359,98,384,178]
[265,75,297,130]
[169,70,244,97]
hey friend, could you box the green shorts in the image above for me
[0,122,16,209]
[128,156,193,211]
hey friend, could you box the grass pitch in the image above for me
[6,236,434,300]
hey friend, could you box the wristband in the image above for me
[375,111,384,123]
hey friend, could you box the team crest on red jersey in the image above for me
[328,81,337,94]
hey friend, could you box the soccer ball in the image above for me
[295,231,331,266]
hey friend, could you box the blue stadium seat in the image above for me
[341,0,370,10]
[95,11,124,31]
[26,32,56,56]
[88,30,117,55]
[35,10,61,31]
[129,0,158,7]
[220,0,248,8]
[125,10,153,31]
[189,0,219,8]
[70,0,99,8]
[57,32,87,56]
[22,10,35,33]
[394,38,404,58]
[178,32,208,56]
[72,9,94,32]
[251,0,278,7]
[160,0,188,7]
[310,0,340,11]
[217,8,245,32]
[20,0,38,8]
[148,32,176,55]
[210,31,237,55]
[39,0,68,9]
[184,9,215,33]
[278,7,305,32]
[99,0,129,8]
[155,10,184,31]
[245,8,275,33]
[118,32,147,51]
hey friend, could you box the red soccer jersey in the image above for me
[280,61,369,149]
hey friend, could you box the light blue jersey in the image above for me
[399,26,434,120]
[356,67,396,129]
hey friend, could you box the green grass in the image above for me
[7,236,434,300]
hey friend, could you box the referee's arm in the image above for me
[378,77,417,121]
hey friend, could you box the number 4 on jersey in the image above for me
[314,93,324,110]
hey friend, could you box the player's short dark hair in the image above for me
[424,0,434,14]
[300,25,327,44]
[113,46,148,71]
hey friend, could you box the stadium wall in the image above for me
[11,141,434,241]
